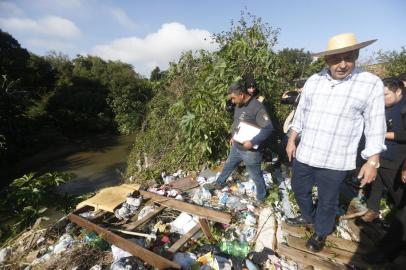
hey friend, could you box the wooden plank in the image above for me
[281,222,371,254]
[169,175,199,192]
[68,213,180,270]
[123,205,166,231]
[140,191,232,224]
[198,218,216,243]
[286,235,369,269]
[167,224,201,254]
[277,243,345,270]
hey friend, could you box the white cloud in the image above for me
[0,16,81,39]
[26,38,76,51]
[92,22,218,76]
[111,7,137,30]
[0,2,23,16]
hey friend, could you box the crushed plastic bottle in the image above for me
[219,240,250,258]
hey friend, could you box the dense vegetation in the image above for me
[0,29,152,181]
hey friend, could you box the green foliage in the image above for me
[0,172,74,244]
[278,48,312,81]
[127,12,286,180]
[377,47,406,77]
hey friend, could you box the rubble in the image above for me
[1,167,393,270]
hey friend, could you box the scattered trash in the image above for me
[9,165,374,270]
[170,213,198,235]
[0,246,13,263]
[53,233,76,254]
[89,265,102,270]
[114,194,142,220]
[84,232,110,250]
[173,252,198,270]
[192,187,212,206]
[79,211,98,219]
[219,240,250,258]
[137,205,156,220]
[110,257,144,270]
[111,244,133,261]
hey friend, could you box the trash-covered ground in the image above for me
[1,164,405,270]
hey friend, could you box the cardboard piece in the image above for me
[76,184,140,213]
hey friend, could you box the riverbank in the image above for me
[1,133,136,195]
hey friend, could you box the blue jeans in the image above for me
[216,144,267,201]
[291,160,349,236]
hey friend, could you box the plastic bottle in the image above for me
[219,240,250,258]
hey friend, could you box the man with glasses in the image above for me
[285,33,387,252]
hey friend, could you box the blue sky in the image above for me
[0,0,405,76]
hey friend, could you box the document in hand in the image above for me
[232,121,261,149]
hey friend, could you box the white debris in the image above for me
[255,207,277,252]
[170,213,198,235]
[0,246,13,263]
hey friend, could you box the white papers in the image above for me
[233,121,261,149]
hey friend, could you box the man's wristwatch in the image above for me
[367,160,380,169]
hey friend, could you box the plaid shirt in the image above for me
[291,68,386,170]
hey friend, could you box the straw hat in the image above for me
[312,33,377,57]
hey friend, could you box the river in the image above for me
[3,134,136,195]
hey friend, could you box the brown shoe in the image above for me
[361,209,379,222]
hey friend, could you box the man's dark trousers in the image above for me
[291,160,349,236]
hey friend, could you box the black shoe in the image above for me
[203,182,224,190]
[286,215,313,227]
[306,233,326,252]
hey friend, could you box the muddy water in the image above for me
[6,134,136,195]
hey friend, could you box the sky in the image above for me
[0,0,405,77]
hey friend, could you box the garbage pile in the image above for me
[0,164,383,270]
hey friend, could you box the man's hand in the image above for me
[243,141,253,150]
[402,161,406,184]
[286,141,296,162]
[286,130,298,162]
[358,156,379,186]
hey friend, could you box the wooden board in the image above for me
[277,243,345,270]
[68,213,180,269]
[167,224,201,254]
[140,190,232,224]
[169,175,199,191]
[286,235,369,269]
[123,205,166,231]
[281,222,372,254]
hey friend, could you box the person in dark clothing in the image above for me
[205,81,273,203]
[364,160,406,265]
[361,77,406,222]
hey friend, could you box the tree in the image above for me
[150,66,166,81]
[377,47,406,77]
[126,12,286,180]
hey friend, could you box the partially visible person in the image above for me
[365,160,406,265]
[361,77,406,222]
[399,72,406,87]
[205,81,273,203]
[243,74,266,103]
[285,33,386,252]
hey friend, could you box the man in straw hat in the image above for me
[285,33,387,252]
